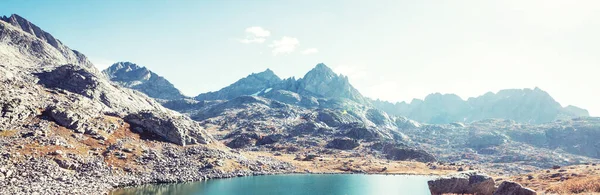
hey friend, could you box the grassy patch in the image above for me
[547,176,600,194]
[0,130,17,137]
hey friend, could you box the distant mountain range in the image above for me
[104,62,589,124]
[371,88,589,124]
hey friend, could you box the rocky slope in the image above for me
[372,87,589,124]
[0,14,295,194]
[103,62,186,100]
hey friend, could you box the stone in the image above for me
[493,181,536,195]
[428,171,496,195]
[382,144,436,163]
[124,111,212,145]
[326,138,360,150]
[49,150,63,155]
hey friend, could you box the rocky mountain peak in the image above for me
[296,63,367,104]
[0,14,94,69]
[103,62,185,100]
[1,14,61,48]
[250,68,280,82]
[303,63,338,80]
[104,62,150,81]
[195,69,282,101]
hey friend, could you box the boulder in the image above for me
[124,111,211,145]
[428,171,496,195]
[383,144,436,163]
[493,181,536,195]
[326,138,359,150]
[256,134,283,146]
[227,135,256,148]
[35,64,100,98]
[343,123,383,141]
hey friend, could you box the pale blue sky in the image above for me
[2,0,599,116]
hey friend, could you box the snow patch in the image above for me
[265,88,272,93]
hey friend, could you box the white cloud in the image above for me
[239,26,270,44]
[269,36,299,55]
[301,48,319,55]
[89,57,114,70]
[245,26,271,37]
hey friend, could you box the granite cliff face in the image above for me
[373,88,589,124]
[103,62,186,100]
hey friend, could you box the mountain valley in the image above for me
[1,13,599,195]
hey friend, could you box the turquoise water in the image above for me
[111,174,433,195]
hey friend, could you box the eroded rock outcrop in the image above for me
[124,111,212,145]
[428,171,496,195]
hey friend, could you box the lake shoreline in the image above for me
[110,172,438,195]
[109,170,445,194]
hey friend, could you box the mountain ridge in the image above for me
[372,87,589,124]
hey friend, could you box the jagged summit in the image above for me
[103,62,185,100]
[104,62,151,82]
[250,68,280,81]
[193,63,368,105]
[195,68,282,101]
[296,63,366,104]
[1,14,61,48]
[0,13,93,69]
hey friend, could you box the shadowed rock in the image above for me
[326,138,359,150]
[493,181,536,195]
[428,171,496,195]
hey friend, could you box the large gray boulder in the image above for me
[428,171,496,195]
[326,138,360,150]
[382,144,436,163]
[124,111,212,145]
[493,181,536,195]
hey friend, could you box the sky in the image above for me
[1,0,599,116]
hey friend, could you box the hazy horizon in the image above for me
[1,0,599,116]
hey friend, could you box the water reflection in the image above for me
[111,174,434,195]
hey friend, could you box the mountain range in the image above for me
[105,61,589,125]
[2,13,599,194]
[372,88,589,124]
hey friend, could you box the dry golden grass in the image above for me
[244,150,455,175]
[504,164,600,194]
[0,129,17,137]
[547,176,600,194]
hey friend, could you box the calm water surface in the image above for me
[111,174,433,195]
